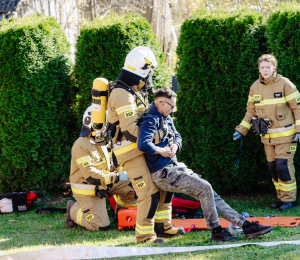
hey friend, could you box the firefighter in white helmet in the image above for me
[107,46,184,243]
[65,106,137,231]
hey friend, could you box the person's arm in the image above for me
[75,146,119,185]
[171,118,182,152]
[235,84,257,136]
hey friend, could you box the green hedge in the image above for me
[0,15,76,193]
[266,2,300,184]
[74,12,171,129]
[175,9,269,194]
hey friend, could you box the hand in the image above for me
[294,133,300,142]
[96,189,107,199]
[155,147,171,157]
[119,171,129,181]
[169,143,178,158]
[233,131,242,140]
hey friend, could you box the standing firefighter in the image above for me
[107,46,184,243]
[65,106,137,231]
[233,54,300,211]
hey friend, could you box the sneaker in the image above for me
[243,221,272,239]
[279,201,295,211]
[154,223,185,237]
[66,200,77,227]
[143,237,166,244]
[211,229,239,242]
[271,199,283,209]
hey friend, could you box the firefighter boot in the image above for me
[143,237,166,244]
[279,201,296,211]
[154,223,185,237]
[271,199,283,209]
[66,200,77,227]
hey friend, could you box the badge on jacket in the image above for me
[274,93,283,98]
[253,95,261,100]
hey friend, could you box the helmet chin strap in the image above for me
[138,80,145,90]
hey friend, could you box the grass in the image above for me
[1,193,300,259]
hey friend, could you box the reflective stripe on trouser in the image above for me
[154,191,173,230]
[122,154,164,242]
[70,198,110,231]
[151,162,246,229]
[264,142,297,202]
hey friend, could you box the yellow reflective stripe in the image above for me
[71,186,95,195]
[114,143,138,156]
[94,160,106,166]
[240,120,251,130]
[77,208,83,225]
[135,223,154,234]
[137,104,144,109]
[280,182,297,191]
[248,96,254,103]
[273,182,280,190]
[296,120,300,126]
[262,128,295,138]
[255,98,286,106]
[116,104,136,115]
[155,209,172,220]
[114,195,137,208]
[104,175,110,185]
[76,156,91,165]
[285,91,300,101]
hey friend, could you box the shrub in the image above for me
[266,2,300,183]
[175,9,269,194]
[74,12,171,129]
[0,14,76,193]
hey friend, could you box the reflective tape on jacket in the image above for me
[248,96,254,103]
[255,98,286,106]
[71,182,96,195]
[261,128,295,139]
[113,142,138,156]
[267,124,295,134]
[285,91,300,101]
[94,159,107,167]
[116,104,137,115]
[155,209,172,220]
[296,120,300,126]
[113,195,137,208]
[240,120,251,130]
[76,156,92,165]
[135,223,154,235]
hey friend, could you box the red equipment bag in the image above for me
[27,192,38,208]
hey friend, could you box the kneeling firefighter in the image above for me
[107,46,184,243]
[66,105,137,231]
[233,54,300,211]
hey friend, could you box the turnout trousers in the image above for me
[151,162,246,229]
[264,142,297,202]
[122,154,173,242]
[70,180,136,231]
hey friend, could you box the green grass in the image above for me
[1,193,300,259]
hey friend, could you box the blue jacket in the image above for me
[138,102,182,173]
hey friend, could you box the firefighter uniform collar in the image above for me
[259,72,280,85]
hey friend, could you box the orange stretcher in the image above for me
[118,207,300,231]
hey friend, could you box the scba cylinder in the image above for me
[91,78,109,124]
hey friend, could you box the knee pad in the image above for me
[275,158,291,181]
[99,225,110,231]
[267,161,277,181]
[147,191,160,219]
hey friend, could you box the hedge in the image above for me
[0,15,76,193]
[74,12,171,129]
[266,2,300,185]
[175,9,269,194]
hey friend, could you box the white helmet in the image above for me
[123,46,158,78]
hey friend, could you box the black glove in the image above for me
[95,187,107,199]
[260,118,270,136]
[250,117,260,135]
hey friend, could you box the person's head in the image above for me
[154,87,177,117]
[118,46,158,90]
[258,54,277,80]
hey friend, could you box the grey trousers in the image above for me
[151,162,246,229]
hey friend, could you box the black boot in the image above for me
[243,221,272,239]
[279,201,295,211]
[271,199,283,209]
[211,228,239,242]
[65,200,77,227]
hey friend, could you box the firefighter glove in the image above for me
[95,188,107,199]
[294,133,300,142]
[233,131,242,140]
[119,171,129,182]
[250,117,260,135]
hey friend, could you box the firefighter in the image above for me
[233,54,300,211]
[107,46,184,243]
[65,106,137,231]
[138,87,273,242]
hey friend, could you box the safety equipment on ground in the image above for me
[119,171,129,182]
[91,78,110,143]
[294,133,300,142]
[0,192,31,213]
[123,46,157,79]
[233,131,242,140]
[250,117,272,136]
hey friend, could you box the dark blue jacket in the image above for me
[138,102,182,173]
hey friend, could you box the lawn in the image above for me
[1,193,300,259]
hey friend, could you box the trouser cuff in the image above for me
[207,221,221,229]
